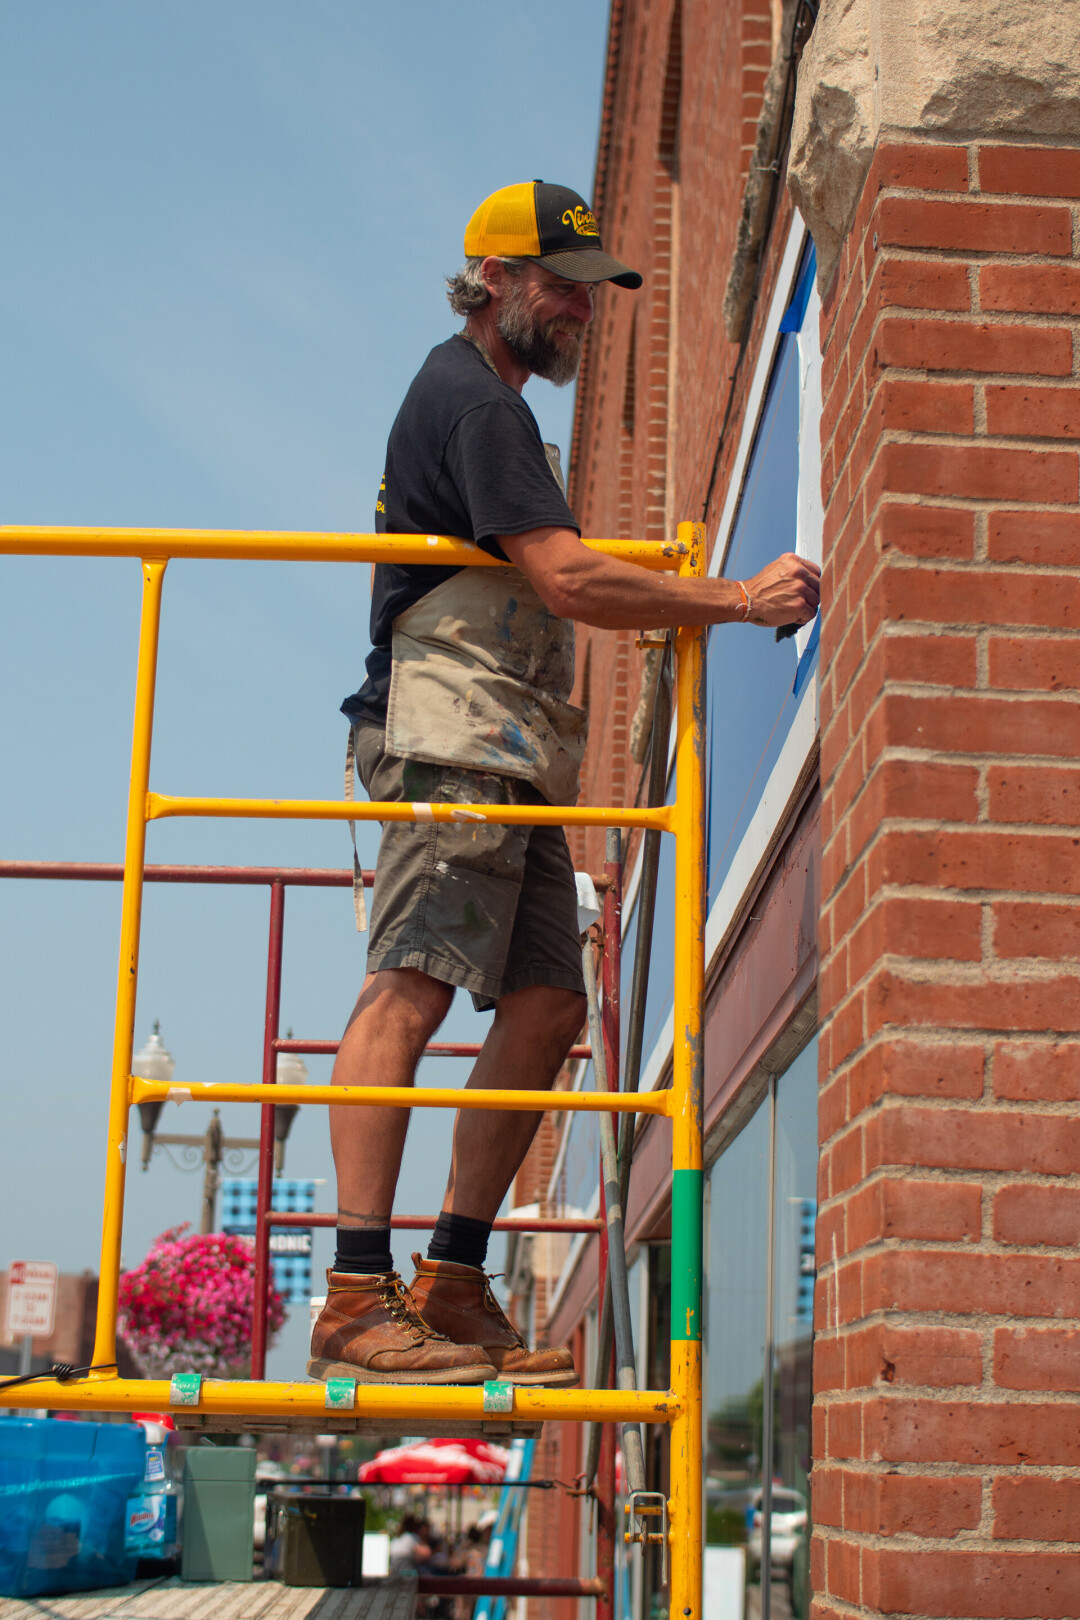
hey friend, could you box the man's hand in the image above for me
[741,553,820,628]
[498,526,822,632]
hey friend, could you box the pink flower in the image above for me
[119,1224,287,1378]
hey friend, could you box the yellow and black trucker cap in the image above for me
[464,181,642,289]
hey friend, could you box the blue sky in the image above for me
[0,1,610,1378]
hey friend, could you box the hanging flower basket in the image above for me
[119,1223,286,1378]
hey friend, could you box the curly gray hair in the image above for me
[445,256,528,316]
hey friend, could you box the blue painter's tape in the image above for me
[779,244,818,334]
[793,617,820,697]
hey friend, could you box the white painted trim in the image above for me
[795,277,825,660]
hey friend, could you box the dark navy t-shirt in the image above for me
[341,335,579,725]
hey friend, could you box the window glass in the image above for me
[706,334,802,909]
[704,1103,769,1551]
[643,1245,671,1620]
[556,1064,599,1220]
[703,1035,818,1618]
[618,782,678,1076]
[618,891,641,1060]
[771,1039,817,1538]
[641,821,677,1062]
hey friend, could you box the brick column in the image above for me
[814,137,1080,1617]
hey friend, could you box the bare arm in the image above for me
[497,526,820,631]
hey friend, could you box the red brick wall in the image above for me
[814,136,1080,1617]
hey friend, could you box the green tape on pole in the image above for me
[324,1378,357,1411]
[169,1372,202,1406]
[482,1380,514,1414]
[670,1167,703,1343]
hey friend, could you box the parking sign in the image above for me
[5,1261,58,1338]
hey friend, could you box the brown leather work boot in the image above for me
[408,1253,578,1387]
[308,1269,493,1385]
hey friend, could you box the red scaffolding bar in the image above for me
[3,852,619,1602]
[416,1577,605,1599]
[274,1037,593,1060]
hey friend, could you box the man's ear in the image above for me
[479,256,507,302]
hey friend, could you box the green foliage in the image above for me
[705,1505,746,1546]
[359,1498,397,1534]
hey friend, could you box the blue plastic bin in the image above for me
[0,1416,146,1597]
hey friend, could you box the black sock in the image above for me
[334,1225,394,1275]
[427,1212,492,1270]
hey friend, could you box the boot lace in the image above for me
[380,1275,446,1344]
[482,1273,526,1348]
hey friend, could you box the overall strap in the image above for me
[344,725,368,932]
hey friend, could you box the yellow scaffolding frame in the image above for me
[0,521,707,1620]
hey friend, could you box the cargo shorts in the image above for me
[352,722,586,1013]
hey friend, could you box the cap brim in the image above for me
[529,249,642,290]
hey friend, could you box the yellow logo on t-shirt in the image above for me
[562,206,599,237]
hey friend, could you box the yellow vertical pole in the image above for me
[91,558,168,1374]
[667,520,706,1619]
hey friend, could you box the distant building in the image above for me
[0,1269,138,1380]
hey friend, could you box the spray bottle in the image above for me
[124,1413,181,1566]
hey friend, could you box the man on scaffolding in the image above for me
[309,181,820,1386]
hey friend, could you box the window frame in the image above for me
[546,217,822,1290]
[627,218,821,1092]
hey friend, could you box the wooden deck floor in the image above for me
[0,1576,419,1620]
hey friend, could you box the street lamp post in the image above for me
[272,1036,308,1175]
[133,1023,174,1170]
[134,1025,280,1233]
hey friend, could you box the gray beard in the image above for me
[497,283,583,387]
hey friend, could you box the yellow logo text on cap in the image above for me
[562,206,599,237]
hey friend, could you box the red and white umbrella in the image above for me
[357,1436,510,1485]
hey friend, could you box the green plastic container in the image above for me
[180,1446,256,1582]
[264,1490,366,1587]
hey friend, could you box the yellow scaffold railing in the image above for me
[0,521,707,1620]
